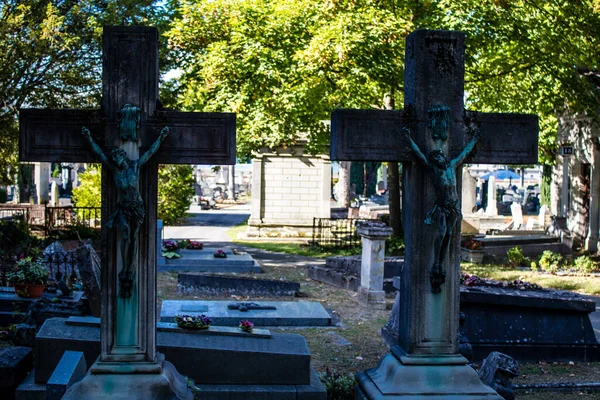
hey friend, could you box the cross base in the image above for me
[355,347,502,399]
[62,353,193,400]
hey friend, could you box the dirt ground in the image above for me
[156,253,600,398]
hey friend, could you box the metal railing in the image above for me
[0,250,80,288]
[45,206,101,237]
[312,217,376,249]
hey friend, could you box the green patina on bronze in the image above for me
[81,125,170,298]
[402,123,480,293]
[118,103,141,141]
[428,104,451,141]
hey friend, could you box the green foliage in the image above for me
[573,255,599,274]
[386,235,405,256]
[72,164,101,214]
[318,369,355,400]
[538,250,563,274]
[506,246,526,268]
[7,257,49,285]
[158,164,195,225]
[0,1,171,185]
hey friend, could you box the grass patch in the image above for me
[461,263,600,294]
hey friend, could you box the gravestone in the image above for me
[461,168,477,215]
[357,221,393,309]
[331,29,538,398]
[20,26,235,400]
[75,243,102,317]
[34,162,50,204]
[486,175,498,216]
[50,181,59,207]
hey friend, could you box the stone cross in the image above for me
[20,26,235,397]
[331,30,537,398]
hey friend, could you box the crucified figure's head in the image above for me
[428,148,449,169]
[110,148,130,170]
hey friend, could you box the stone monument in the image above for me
[19,26,235,399]
[330,29,538,398]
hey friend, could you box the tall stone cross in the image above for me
[331,30,538,398]
[20,26,234,397]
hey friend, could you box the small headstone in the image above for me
[0,346,33,399]
[510,202,523,229]
[462,168,477,214]
[486,176,498,216]
[50,181,59,207]
[75,244,101,317]
[46,351,87,400]
[478,351,519,400]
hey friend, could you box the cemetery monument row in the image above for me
[331,29,538,398]
[20,26,235,399]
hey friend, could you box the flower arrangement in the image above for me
[213,249,227,258]
[162,240,182,259]
[187,241,203,250]
[461,239,482,251]
[239,320,254,333]
[174,314,212,329]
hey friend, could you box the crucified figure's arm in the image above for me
[450,126,480,168]
[401,127,429,167]
[81,126,114,172]
[138,126,170,167]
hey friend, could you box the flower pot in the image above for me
[13,283,45,298]
[461,248,485,264]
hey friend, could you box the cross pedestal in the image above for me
[331,29,538,399]
[20,26,235,399]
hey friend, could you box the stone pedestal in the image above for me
[34,162,50,204]
[357,222,392,310]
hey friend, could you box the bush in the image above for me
[572,255,598,274]
[538,250,563,273]
[386,235,404,256]
[506,246,525,267]
[158,165,195,225]
[72,164,101,218]
[318,369,355,400]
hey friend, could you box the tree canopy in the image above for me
[166,0,600,164]
[0,0,171,184]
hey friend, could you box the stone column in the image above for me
[249,155,264,225]
[34,162,50,204]
[157,220,166,267]
[50,181,60,207]
[461,168,476,215]
[486,175,498,216]
[357,222,393,310]
[586,150,600,252]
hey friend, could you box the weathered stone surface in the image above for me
[14,370,45,400]
[26,295,86,327]
[0,346,33,400]
[35,318,313,386]
[178,273,299,297]
[160,300,332,327]
[160,247,261,273]
[324,255,403,278]
[478,352,519,400]
[75,244,101,317]
[461,286,599,362]
[46,351,87,400]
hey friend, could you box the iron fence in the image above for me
[312,217,377,249]
[45,206,101,237]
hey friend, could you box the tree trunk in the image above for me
[384,91,402,236]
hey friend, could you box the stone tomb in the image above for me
[160,300,333,327]
[178,273,300,297]
[28,317,325,399]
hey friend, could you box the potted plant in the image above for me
[460,238,485,264]
[7,257,49,298]
[239,320,254,333]
[187,240,203,250]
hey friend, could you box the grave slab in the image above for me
[0,346,33,400]
[159,247,261,273]
[160,300,332,327]
[46,351,87,400]
[178,273,299,297]
[35,317,313,386]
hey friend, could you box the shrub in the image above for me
[386,235,404,256]
[158,165,195,225]
[506,246,525,267]
[573,255,598,274]
[538,250,563,273]
[318,369,355,400]
[72,164,101,217]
